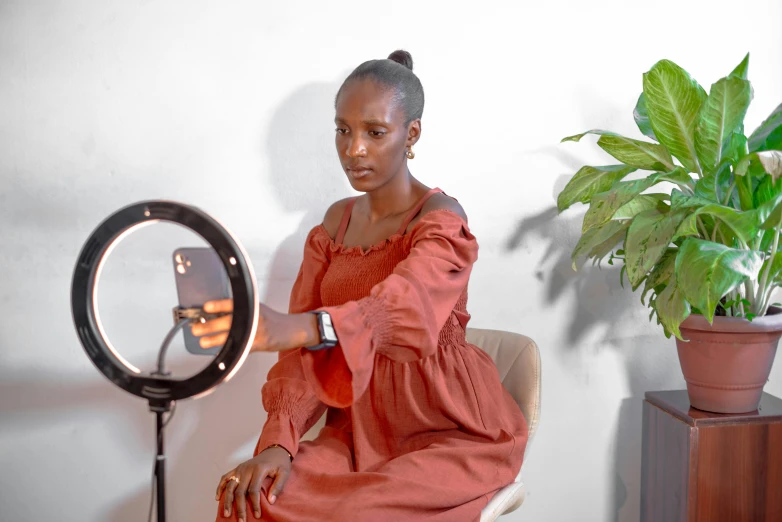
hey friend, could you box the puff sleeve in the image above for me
[300,211,478,408]
[255,227,330,458]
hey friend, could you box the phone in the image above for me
[172,247,232,356]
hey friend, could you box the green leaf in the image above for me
[583,178,653,232]
[694,163,732,203]
[560,129,675,171]
[729,52,749,80]
[669,189,688,208]
[675,214,700,238]
[725,129,749,163]
[561,129,617,143]
[557,165,636,212]
[761,228,776,251]
[748,103,782,152]
[643,59,707,174]
[670,189,712,210]
[613,194,669,219]
[694,76,753,172]
[656,166,696,188]
[676,238,763,323]
[581,169,692,232]
[625,209,687,286]
[754,174,779,208]
[633,93,657,141]
[754,190,782,217]
[591,230,628,264]
[736,151,782,182]
[641,248,678,303]
[756,190,782,229]
[760,250,782,289]
[736,167,755,210]
[727,192,782,233]
[571,219,629,270]
[654,271,691,339]
[685,203,761,244]
[597,135,674,171]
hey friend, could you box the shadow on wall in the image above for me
[506,142,684,522]
[504,89,651,348]
[261,80,352,311]
[610,338,683,522]
[105,81,351,521]
[505,174,638,347]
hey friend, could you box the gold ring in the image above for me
[228,476,239,484]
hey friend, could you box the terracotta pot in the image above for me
[676,306,782,413]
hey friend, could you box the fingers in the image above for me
[247,470,265,519]
[200,332,229,349]
[216,472,233,501]
[223,476,239,519]
[192,315,232,337]
[234,478,249,522]
[268,466,290,504]
[204,299,234,313]
[192,314,233,349]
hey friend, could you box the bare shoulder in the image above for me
[406,192,468,232]
[321,197,355,239]
[420,192,468,222]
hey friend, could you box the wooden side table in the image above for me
[641,390,782,522]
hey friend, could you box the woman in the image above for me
[198,50,528,522]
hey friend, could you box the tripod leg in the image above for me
[156,410,166,522]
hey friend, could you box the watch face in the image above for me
[321,312,338,342]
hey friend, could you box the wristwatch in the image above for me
[307,310,338,350]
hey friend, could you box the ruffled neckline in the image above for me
[314,209,469,257]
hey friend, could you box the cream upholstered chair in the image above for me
[300,328,541,520]
[467,327,542,522]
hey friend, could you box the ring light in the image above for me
[70,200,259,522]
[71,200,258,401]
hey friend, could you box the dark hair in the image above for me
[335,50,425,124]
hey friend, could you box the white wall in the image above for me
[2,1,782,521]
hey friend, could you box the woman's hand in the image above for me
[192,300,319,353]
[216,447,292,521]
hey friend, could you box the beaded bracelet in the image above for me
[265,444,293,462]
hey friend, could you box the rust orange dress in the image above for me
[217,188,528,522]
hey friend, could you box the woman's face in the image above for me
[334,79,420,192]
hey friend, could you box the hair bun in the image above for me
[387,50,414,71]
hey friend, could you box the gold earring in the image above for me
[406,148,415,160]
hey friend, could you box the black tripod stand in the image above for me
[149,399,174,522]
[146,318,187,522]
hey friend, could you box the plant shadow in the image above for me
[510,123,685,522]
[505,200,637,348]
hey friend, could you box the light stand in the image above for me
[151,399,172,522]
[71,201,258,522]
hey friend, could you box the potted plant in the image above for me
[557,53,782,413]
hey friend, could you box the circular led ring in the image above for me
[71,201,258,402]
